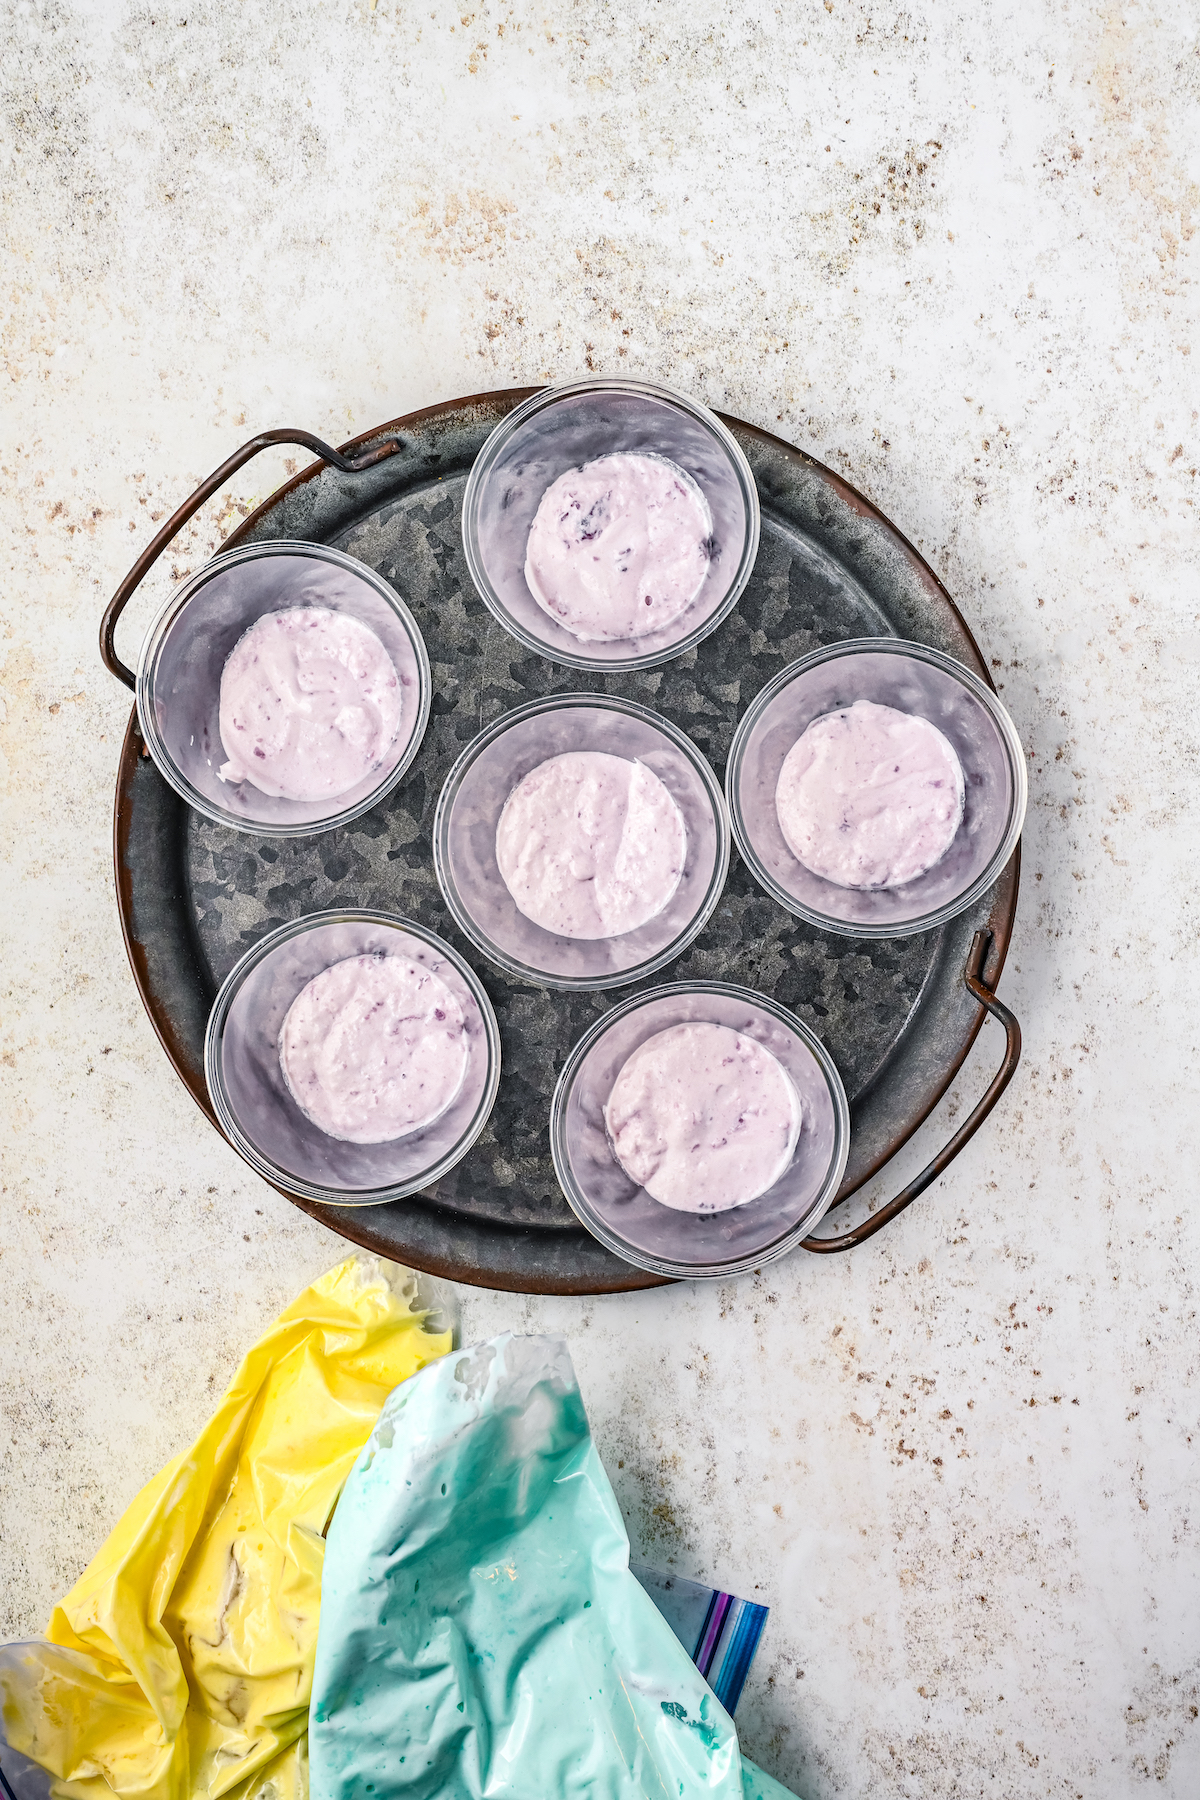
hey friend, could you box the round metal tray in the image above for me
[107,393,1020,1294]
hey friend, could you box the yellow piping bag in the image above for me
[0,1256,451,1800]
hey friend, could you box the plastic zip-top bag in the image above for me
[310,1331,794,1800]
[631,1566,769,1716]
[0,1257,451,1800]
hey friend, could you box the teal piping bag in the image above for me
[309,1333,795,1800]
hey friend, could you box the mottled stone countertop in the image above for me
[2,4,1197,1795]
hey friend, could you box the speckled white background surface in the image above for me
[2,2,1198,1794]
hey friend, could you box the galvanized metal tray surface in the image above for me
[113,392,1018,1294]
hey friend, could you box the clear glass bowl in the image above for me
[461,377,761,672]
[137,540,431,836]
[204,911,501,1205]
[433,693,731,991]
[550,981,850,1280]
[725,639,1027,937]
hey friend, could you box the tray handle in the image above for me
[800,929,1021,1254]
[99,428,403,690]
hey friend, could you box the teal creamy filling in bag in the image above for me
[308,1332,794,1800]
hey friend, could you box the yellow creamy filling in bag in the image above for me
[0,1256,450,1800]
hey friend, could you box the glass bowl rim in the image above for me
[548,977,852,1280]
[203,907,502,1205]
[725,636,1029,939]
[460,375,762,674]
[135,538,433,839]
[431,690,732,992]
